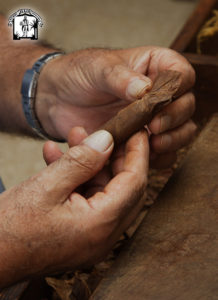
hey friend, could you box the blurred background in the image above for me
[0,0,198,188]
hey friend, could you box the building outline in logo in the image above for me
[8,9,43,40]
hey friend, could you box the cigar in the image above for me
[100,70,182,145]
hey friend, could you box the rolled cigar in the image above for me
[100,70,182,144]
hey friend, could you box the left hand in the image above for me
[0,129,150,287]
[36,46,197,168]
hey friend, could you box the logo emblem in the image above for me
[8,9,43,40]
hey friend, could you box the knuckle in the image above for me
[128,172,148,198]
[166,48,178,57]
[181,58,195,76]
[162,48,185,63]
[103,63,125,81]
[176,92,196,124]
[186,92,196,116]
[171,52,195,88]
[103,65,114,79]
[189,120,198,136]
[185,63,196,89]
[189,93,196,110]
[175,121,197,149]
[178,130,187,149]
[189,65,196,86]
[174,130,182,149]
[171,128,184,150]
[66,146,98,173]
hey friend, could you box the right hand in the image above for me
[37,47,196,169]
[0,129,149,288]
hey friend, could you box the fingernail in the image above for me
[160,114,171,132]
[161,134,172,148]
[127,78,151,99]
[82,130,113,152]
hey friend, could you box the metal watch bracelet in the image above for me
[21,52,65,142]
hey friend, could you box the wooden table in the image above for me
[92,114,218,300]
[171,0,218,122]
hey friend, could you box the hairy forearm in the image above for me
[0,15,56,136]
[0,192,29,288]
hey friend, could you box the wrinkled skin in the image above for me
[37,46,197,169]
[0,46,197,288]
[0,130,149,288]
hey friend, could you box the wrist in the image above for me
[27,53,65,141]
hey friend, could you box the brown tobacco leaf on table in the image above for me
[47,260,114,300]
[46,273,91,300]
[101,70,182,145]
[47,158,187,300]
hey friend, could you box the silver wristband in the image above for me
[21,52,65,142]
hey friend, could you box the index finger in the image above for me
[148,48,196,96]
[120,47,195,96]
[88,130,149,218]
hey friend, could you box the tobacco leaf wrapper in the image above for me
[100,70,182,145]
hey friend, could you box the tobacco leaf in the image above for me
[197,10,218,55]
[101,70,181,144]
[47,70,182,300]
[46,273,91,300]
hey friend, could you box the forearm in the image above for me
[0,192,29,288]
[0,15,56,136]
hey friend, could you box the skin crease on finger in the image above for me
[150,120,197,154]
[148,92,196,135]
[36,47,196,142]
[119,47,195,94]
[0,130,149,287]
[40,48,196,173]
[0,43,198,287]
[44,86,197,168]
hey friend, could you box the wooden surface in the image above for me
[170,0,218,123]
[183,53,218,122]
[92,114,218,300]
[171,0,218,52]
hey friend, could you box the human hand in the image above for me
[0,129,149,288]
[36,46,196,168]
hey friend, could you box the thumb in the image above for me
[38,130,114,204]
[101,64,152,101]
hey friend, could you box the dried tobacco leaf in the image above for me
[101,70,181,144]
[46,274,90,300]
